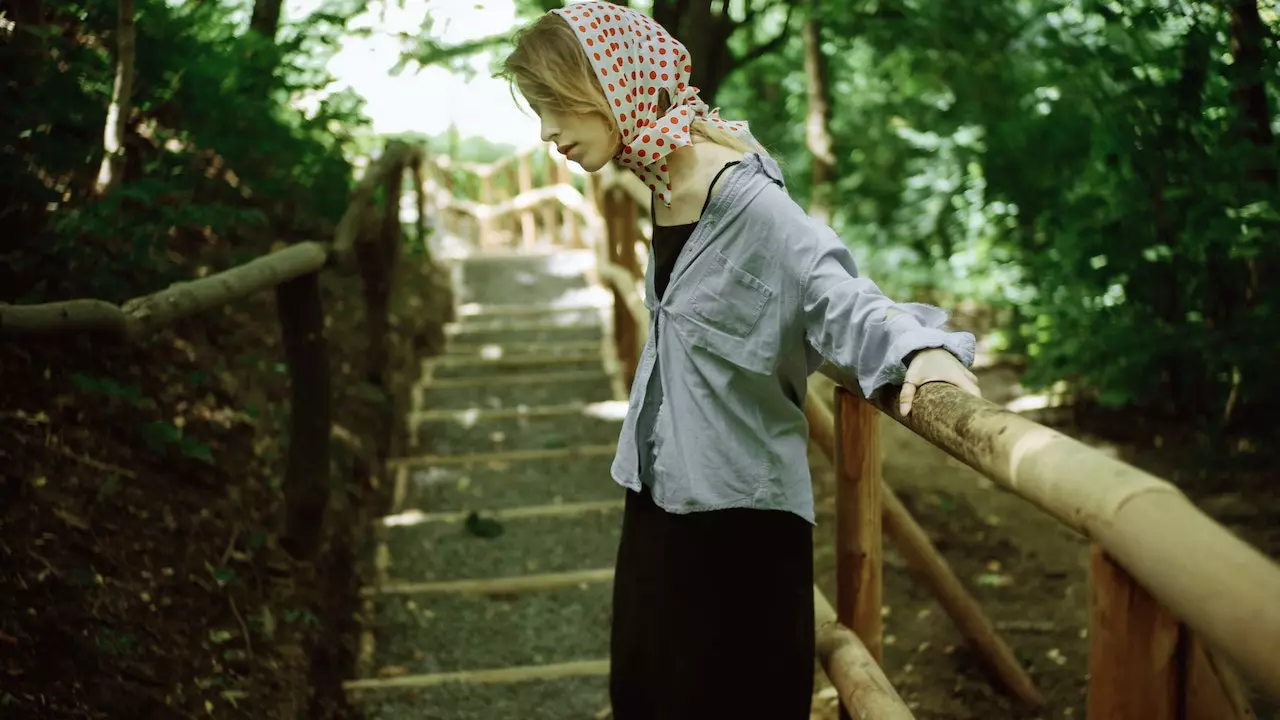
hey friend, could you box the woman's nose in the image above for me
[540,117,559,144]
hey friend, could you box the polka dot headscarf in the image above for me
[550,1,753,206]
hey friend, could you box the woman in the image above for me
[499,3,980,717]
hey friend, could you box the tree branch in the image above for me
[393,31,511,76]
[736,3,794,66]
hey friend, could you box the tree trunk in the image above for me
[650,0,758,108]
[802,8,836,225]
[1227,0,1277,190]
[93,0,136,196]
[1227,0,1276,316]
[250,0,283,40]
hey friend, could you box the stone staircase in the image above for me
[350,249,629,719]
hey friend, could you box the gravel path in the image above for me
[419,373,614,411]
[415,412,623,455]
[359,677,610,720]
[430,356,603,381]
[446,325,605,346]
[400,455,624,511]
[355,251,624,719]
[373,584,613,672]
[384,512,622,581]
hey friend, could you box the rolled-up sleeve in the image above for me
[797,226,976,398]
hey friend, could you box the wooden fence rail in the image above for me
[1,139,430,561]
[436,143,1280,719]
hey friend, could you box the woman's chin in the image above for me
[577,155,606,173]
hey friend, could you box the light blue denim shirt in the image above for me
[611,152,976,524]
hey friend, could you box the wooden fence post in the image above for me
[1087,544,1181,720]
[833,389,884,675]
[517,153,536,250]
[276,271,331,559]
[1087,545,1256,720]
[601,184,639,388]
[478,171,495,251]
[540,149,558,246]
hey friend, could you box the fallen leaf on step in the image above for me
[378,666,410,678]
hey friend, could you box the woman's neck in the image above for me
[652,141,746,226]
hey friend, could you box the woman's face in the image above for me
[532,103,620,173]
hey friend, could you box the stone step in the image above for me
[355,673,609,720]
[445,324,605,347]
[411,406,622,455]
[455,253,595,307]
[443,340,602,357]
[380,504,622,582]
[367,583,612,676]
[415,372,615,411]
[455,298,611,320]
[396,452,623,512]
[428,355,603,381]
[446,308,606,334]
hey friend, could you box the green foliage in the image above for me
[718,0,1279,426]
[140,420,216,464]
[1,0,367,303]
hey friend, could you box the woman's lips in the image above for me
[558,144,578,157]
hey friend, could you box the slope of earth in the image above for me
[0,249,452,719]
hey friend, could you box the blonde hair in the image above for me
[497,12,756,155]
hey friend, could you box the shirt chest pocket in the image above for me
[684,251,780,375]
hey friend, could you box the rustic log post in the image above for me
[478,171,495,251]
[833,389,884,672]
[501,162,518,249]
[802,383,1043,706]
[814,587,916,720]
[881,483,1044,705]
[553,155,578,247]
[1089,544,1258,720]
[1183,634,1255,720]
[517,152,536,250]
[539,149,559,246]
[1087,544,1181,720]
[601,184,639,388]
[823,377,1280,699]
[360,148,403,389]
[276,271,332,559]
[409,155,429,260]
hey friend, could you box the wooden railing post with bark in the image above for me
[815,369,1278,719]
[2,140,431,562]
[423,142,1280,718]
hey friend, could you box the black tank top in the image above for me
[650,161,741,301]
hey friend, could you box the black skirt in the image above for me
[609,484,815,719]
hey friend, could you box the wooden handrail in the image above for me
[450,140,1277,717]
[0,243,328,339]
[819,365,1278,713]
[804,381,1044,706]
[4,140,430,562]
[813,585,916,719]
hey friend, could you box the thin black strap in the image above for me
[700,160,741,215]
[649,160,743,227]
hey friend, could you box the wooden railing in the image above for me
[1,139,430,561]
[424,144,1280,719]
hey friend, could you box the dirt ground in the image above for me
[805,364,1280,720]
[0,247,452,719]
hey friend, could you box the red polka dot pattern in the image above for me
[550,1,750,206]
